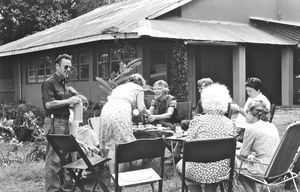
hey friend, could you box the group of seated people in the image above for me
[74,74,279,192]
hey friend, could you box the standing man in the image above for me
[42,54,82,192]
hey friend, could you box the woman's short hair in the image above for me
[201,83,232,113]
[197,78,213,89]
[128,73,146,87]
[246,77,262,91]
[247,100,269,121]
[153,80,169,94]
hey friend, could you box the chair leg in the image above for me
[158,181,163,192]
[293,178,299,192]
[219,182,224,192]
[150,182,155,192]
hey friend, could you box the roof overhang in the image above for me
[137,18,296,45]
[250,17,300,45]
[0,33,138,57]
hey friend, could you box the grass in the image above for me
[1,106,300,192]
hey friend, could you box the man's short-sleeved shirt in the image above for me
[41,74,70,116]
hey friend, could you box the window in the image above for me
[97,44,137,79]
[69,50,89,80]
[27,55,53,83]
[150,49,167,85]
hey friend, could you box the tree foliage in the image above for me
[0,0,123,45]
[0,0,75,45]
[169,41,188,102]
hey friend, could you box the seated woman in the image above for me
[237,100,280,192]
[176,83,235,192]
[147,80,177,126]
[232,77,271,128]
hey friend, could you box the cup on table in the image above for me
[175,126,183,138]
[138,122,144,129]
[156,124,163,130]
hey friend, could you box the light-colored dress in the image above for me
[176,111,235,183]
[237,120,280,175]
[99,82,143,151]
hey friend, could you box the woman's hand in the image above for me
[230,103,240,113]
[148,115,158,122]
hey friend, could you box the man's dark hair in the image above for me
[246,77,262,91]
[55,54,72,65]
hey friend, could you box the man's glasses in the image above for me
[63,65,72,70]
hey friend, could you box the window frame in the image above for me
[96,44,137,80]
[27,54,54,84]
[68,49,90,81]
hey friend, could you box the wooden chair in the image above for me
[46,134,111,192]
[177,101,192,121]
[181,137,236,192]
[269,104,276,123]
[237,122,300,192]
[225,103,233,119]
[112,138,165,192]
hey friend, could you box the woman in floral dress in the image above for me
[98,73,149,171]
[177,83,235,192]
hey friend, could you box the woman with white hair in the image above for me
[176,83,235,192]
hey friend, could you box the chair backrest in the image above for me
[88,116,100,137]
[176,101,192,120]
[183,137,236,163]
[226,103,233,119]
[269,104,276,123]
[182,137,236,190]
[265,122,300,179]
[115,138,165,164]
[114,138,166,187]
[46,134,93,169]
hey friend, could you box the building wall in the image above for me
[181,0,278,23]
[9,39,144,108]
[0,57,14,103]
[276,0,300,22]
[246,45,282,104]
[195,45,233,101]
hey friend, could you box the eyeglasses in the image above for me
[62,65,71,70]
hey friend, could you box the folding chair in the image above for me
[181,137,236,192]
[237,122,300,192]
[112,138,165,192]
[226,103,233,119]
[46,134,111,192]
[268,104,276,123]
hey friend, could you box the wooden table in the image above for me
[133,125,174,139]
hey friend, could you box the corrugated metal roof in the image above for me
[250,17,300,42]
[0,1,296,58]
[137,18,296,45]
[0,0,191,57]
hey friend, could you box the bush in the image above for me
[11,103,45,142]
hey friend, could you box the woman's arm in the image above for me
[136,90,150,115]
[149,106,155,115]
[147,107,174,122]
